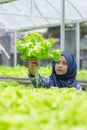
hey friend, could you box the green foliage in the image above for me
[0,65,87,80]
[16,32,61,61]
[0,84,86,130]
[0,65,28,77]
[76,70,87,80]
[0,66,87,129]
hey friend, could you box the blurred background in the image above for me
[0,0,87,70]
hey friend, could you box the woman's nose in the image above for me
[58,63,62,67]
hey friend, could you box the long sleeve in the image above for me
[28,71,50,88]
[76,83,82,91]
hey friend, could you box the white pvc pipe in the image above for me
[0,44,10,59]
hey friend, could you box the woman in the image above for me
[28,50,82,90]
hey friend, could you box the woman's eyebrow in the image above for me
[58,60,66,62]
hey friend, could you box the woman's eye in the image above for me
[56,61,67,65]
[63,62,67,65]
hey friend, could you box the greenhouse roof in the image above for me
[0,0,87,31]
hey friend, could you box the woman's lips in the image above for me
[56,69,62,72]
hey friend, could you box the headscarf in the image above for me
[49,50,78,88]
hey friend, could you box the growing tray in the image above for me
[0,76,87,90]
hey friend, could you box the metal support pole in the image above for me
[60,0,65,51]
[76,22,80,70]
[14,31,17,66]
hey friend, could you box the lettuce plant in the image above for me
[16,32,61,61]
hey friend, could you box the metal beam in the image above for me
[76,22,80,70]
[60,0,65,50]
[0,0,18,4]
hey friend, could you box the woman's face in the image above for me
[55,55,68,75]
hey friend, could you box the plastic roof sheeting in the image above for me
[0,0,87,31]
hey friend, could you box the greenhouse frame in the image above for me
[0,0,87,69]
